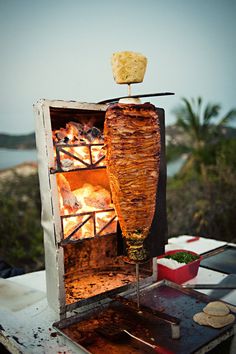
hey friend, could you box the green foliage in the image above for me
[166,144,189,163]
[0,173,44,272]
[174,97,236,146]
[172,97,236,176]
[167,138,236,243]
[167,97,236,243]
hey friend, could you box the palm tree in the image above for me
[173,97,236,178]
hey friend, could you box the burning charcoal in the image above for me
[68,121,84,133]
[62,122,83,143]
[91,127,102,138]
[60,159,74,171]
[83,123,93,134]
[83,186,111,210]
[52,121,104,148]
[85,129,94,142]
[62,189,81,210]
[84,196,108,209]
[86,127,102,142]
[55,129,68,143]
[57,174,82,212]
[97,149,105,159]
[67,122,84,141]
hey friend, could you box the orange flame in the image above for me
[52,122,105,170]
[54,122,115,241]
[57,175,116,241]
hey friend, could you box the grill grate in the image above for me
[60,208,117,245]
[51,143,106,173]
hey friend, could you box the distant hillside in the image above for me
[0,162,38,182]
[1,124,235,150]
[0,132,36,149]
[166,124,236,146]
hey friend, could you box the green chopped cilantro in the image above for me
[164,251,199,264]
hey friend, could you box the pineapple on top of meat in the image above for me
[111,51,147,84]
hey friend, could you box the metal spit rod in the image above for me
[136,263,140,309]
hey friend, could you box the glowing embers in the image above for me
[57,174,117,244]
[55,144,105,171]
[62,214,94,242]
[62,210,117,244]
[52,121,105,171]
[96,211,117,236]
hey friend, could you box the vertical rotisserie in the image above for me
[104,102,161,262]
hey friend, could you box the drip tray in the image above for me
[53,280,235,354]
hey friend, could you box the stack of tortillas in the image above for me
[193,301,235,328]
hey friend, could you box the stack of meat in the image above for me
[104,102,161,261]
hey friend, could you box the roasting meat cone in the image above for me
[104,103,161,262]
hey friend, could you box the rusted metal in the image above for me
[111,294,181,339]
[53,280,235,354]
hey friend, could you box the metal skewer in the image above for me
[128,83,132,97]
[136,263,140,310]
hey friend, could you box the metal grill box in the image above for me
[34,99,166,319]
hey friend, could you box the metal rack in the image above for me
[60,209,117,245]
[51,142,106,173]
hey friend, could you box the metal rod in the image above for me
[88,144,93,165]
[56,143,104,147]
[59,147,90,167]
[136,263,140,310]
[128,84,131,97]
[123,330,156,349]
[61,208,115,219]
[96,215,117,236]
[62,214,92,243]
[183,284,236,289]
[92,154,105,167]
[98,92,175,104]
[51,165,106,174]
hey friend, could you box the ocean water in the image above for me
[167,156,186,177]
[0,148,37,170]
[0,148,185,176]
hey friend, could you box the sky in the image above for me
[0,0,236,134]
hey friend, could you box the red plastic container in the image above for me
[157,249,202,284]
